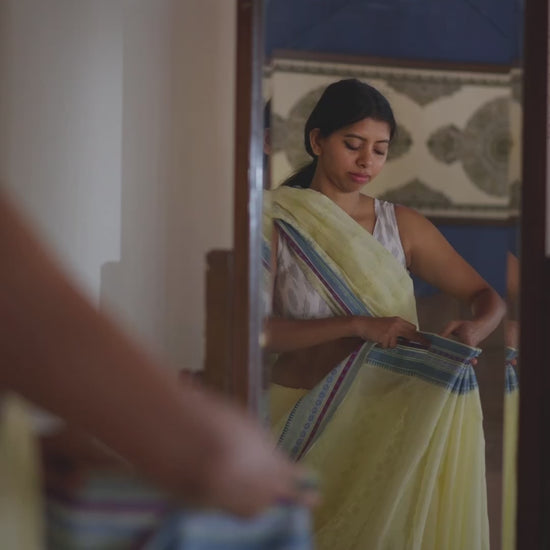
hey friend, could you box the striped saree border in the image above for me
[141,505,312,550]
[44,475,172,550]
[505,347,519,393]
[47,481,312,550]
[277,343,373,461]
[272,215,482,461]
[276,220,369,317]
[277,334,481,461]
[268,187,418,325]
[274,219,377,460]
[262,239,271,271]
[367,333,480,394]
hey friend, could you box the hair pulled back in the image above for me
[282,79,396,189]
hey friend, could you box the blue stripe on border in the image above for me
[276,220,481,395]
[276,220,371,316]
[367,333,480,394]
[367,347,478,394]
[262,239,271,270]
[142,507,312,550]
[505,347,519,393]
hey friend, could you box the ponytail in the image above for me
[281,159,317,189]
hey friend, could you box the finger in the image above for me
[397,320,417,332]
[277,468,321,508]
[459,335,476,346]
[268,455,320,498]
[440,321,461,338]
[411,331,431,347]
[401,325,430,346]
[417,332,430,345]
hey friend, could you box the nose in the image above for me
[357,150,373,168]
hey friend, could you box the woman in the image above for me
[264,79,505,550]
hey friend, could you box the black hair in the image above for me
[282,79,396,188]
[263,99,272,188]
[264,99,271,130]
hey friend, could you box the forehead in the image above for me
[337,118,391,141]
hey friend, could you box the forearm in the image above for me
[265,315,358,352]
[469,287,506,340]
[0,198,234,496]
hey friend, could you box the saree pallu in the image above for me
[265,187,489,550]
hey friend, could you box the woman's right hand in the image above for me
[186,396,320,516]
[351,316,427,348]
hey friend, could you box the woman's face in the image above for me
[310,117,390,193]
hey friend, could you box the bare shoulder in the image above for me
[394,204,430,227]
[393,204,437,245]
[393,204,454,269]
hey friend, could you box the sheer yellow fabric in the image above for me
[0,395,44,549]
[271,361,488,550]
[266,187,418,325]
[267,187,490,550]
[501,357,519,550]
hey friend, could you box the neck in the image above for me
[309,176,362,217]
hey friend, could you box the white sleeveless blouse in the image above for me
[273,199,406,319]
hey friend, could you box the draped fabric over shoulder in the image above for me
[264,187,490,550]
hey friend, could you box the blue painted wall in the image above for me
[266,1,523,295]
[266,0,523,65]
[413,225,518,297]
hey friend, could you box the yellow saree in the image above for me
[0,394,44,549]
[501,348,519,550]
[265,187,489,550]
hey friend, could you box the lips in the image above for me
[349,172,371,183]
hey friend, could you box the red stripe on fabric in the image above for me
[296,351,358,460]
[276,223,353,315]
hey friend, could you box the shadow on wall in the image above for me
[100,0,236,373]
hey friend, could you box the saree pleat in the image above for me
[266,187,490,550]
[502,348,519,550]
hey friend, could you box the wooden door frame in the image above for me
[517,0,550,547]
[231,0,550,544]
[231,0,265,414]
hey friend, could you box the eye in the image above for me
[344,141,360,151]
[374,149,388,156]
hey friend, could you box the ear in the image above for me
[309,128,323,156]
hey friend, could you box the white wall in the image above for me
[1,0,236,371]
[0,0,124,299]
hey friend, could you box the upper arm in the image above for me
[506,251,519,304]
[395,205,491,304]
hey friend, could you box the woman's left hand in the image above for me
[440,319,485,347]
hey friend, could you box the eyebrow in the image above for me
[344,133,390,144]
